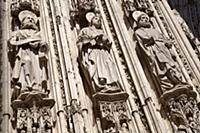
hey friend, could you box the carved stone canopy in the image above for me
[11,0,40,17]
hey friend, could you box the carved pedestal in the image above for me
[93,92,130,133]
[11,92,55,133]
[160,85,200,133]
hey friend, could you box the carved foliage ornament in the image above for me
[162,92,200,133]
[64,100,82,119]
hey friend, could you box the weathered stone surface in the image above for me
[1,0,200,133]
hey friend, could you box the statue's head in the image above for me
[86,12,101,29]
[19,10,38,30]
[132,11,151,28]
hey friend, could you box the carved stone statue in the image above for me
[119,122,129,133]
[133,11,187,93]
[78,12,121,94]
[8,10,48,101]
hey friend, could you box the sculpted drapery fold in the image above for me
[78,12,122,94]
[133,11,187,93]
[133,10,200,133]
[77,11,129,132]
[7,1,55,132]
[9,10,49,101]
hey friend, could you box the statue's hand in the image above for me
[30,42,39,48]
[102,35,109,42]
[8,39,15,51]
[165,42,172,49]
[95,34,103,43]
[39,42,49,53]
[90,39,96,46]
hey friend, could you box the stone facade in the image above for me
[0,0,200,133]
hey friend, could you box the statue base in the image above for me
[159,84,200,132]
[93,92,129,102]
[11,91,55,132]
[11,91,54,109]
[93,92,130,132]
[160,83,196,106]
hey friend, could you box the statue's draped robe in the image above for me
[78,26,119,92]
[10,29,47,92]
[135,27,182,90]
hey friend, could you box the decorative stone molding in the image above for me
[122,0,136,18]
[100,0,151,131]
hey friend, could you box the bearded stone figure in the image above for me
[133,11,188,93]
[78,12,121,94]
[8,10,48,101]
